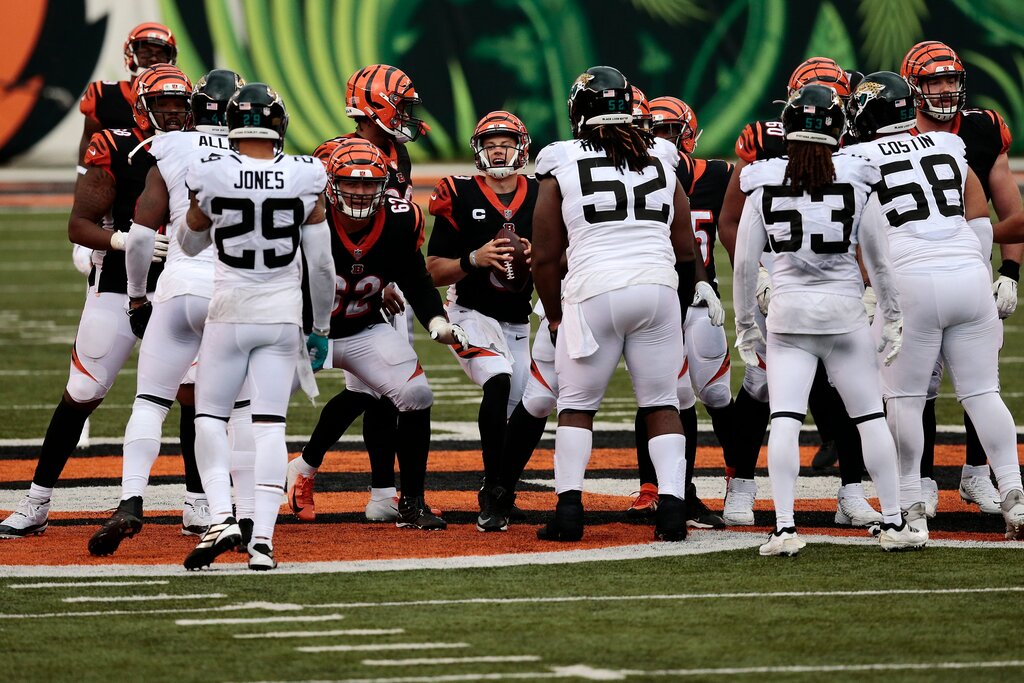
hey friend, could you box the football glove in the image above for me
[693,280,725,326]
[755,266,772,316]
[993,275,1017,319]
[152,232,170,262]
[306,331,329,372]
[862,286,876,325]
[878,317,903,367]
[126,301,152,340]
[734,324,765,367]
[428,316,468,346]
[109,231,127,251]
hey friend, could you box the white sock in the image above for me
[961,393,1023,496]
[121,398,169,499]
[961,464,990,480]
[885,396,926,509]
[554,426,592,493]
[291,455,318,477]
[228,403,256,519]
[194,416,233,521]
[856,418,902,524]
[371,486,397,500]
[28,484,52,504]
[767,417,801,531]
[647,433,686,499]
[253,422,288,542]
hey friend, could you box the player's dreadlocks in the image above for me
[784,140,835,195]
[579,124,656,174]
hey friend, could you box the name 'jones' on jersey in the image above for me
[186,152,326,325]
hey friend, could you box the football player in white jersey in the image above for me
[85,70,247,556]
[179,84,336,570]
[844,72,1024,540]
[734,83,924,555]
[532,66,695,543]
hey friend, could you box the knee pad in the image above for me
[742,367,770,404]
[396,380,434,412]
[524,392,557,419]
[66,373,109,403]
[124,397,171,445]
[698,378,732,409]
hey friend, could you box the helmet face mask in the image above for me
[847,71,918,141]
[326,139,390,219]
[123,22,177,75]
[191,69,245,135]
[649,96,702,153]
[226,83,289,153]
[132,65,192,133]
[567,66,633,137]
[901,41,966,122]
[631,86,653,132]
[346,65,430,143]
[781,84,846,147]
[471,111,530,179]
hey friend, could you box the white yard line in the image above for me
[9,580,169,589]
[0,601,302,619]
[234,629,404,639]
[297,643,468,654]
[63,593,226,603]
[177,613,344,626]
[363,656,541,666]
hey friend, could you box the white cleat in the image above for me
[759,527,806,557]
[959,474,1002,515]
[181,497,212,536]
[248,542,278,571]
[835,483,883,528]
[723,478,756,526]
[1000,490,1024,540]
[878,520,928,551]
[365,495,399,522]
[921,477,939,518]
[903,502,929,535]
[77,418,91,449]
[0,496,50,539]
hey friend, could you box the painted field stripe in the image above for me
[0,601,302,620]
[363,655,541,666]
[9,580,169,589]
[177,613,343,626]
[234,629,404,639]
[63,593,226,603]
[297,642,468,654]
[315,585,1024,610]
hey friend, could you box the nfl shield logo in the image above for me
[504,209,512,219]
[351,263,364,275]
[354,248,363,260]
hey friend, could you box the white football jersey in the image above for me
[148,130,231,303]
[844,131,982,273]
[533,137,679,304]
[739,152,880,334]
[186,152,327,325]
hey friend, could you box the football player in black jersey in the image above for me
[717,58,884,530]
[900,41,1022,518]
[427,111,538,532]
[0,65,192,538]
[292,138,465,531]
[288,65,428,525]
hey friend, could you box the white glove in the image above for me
[755,266,772,316]
[862,286,876,325]
[152,232,170,262]
[993,275,1018,319]
[108,231,127,251]
[734,324,765,367]
[428,316,468,346]
[693,280,725,326]
[72,244,93,277]
[878,317,903,366]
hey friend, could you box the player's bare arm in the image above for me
[426,238,513,287]
[989,152,1023,261]
[717,158,749,261]
[531,176,566,331]
[67,167,118,250]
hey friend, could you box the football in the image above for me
[491,226,530,292]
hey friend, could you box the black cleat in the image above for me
[478,486,513,532]
[537,491,584,542]
[655,494,688,541]
[234,518,254,553]
[685,484,726,529]
[88,496,143,556]
[811,440,839,471]
[396,496,447,530]
[509,502,527,523]
[184,517,242,570]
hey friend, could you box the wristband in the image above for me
[998,259,1020,282]
[459,254,472,273]
[311,327,330,337]
[470,250,479,268]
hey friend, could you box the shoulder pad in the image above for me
[84,130,116,176]
[428,177,456,220]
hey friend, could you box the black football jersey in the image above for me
[79,81,136,131]
[312,196,443,338]
[735,118,788,163]
[677,154,734,292]
[912,108,1012,200]
[427,175,538,324]
[83,127,161,294]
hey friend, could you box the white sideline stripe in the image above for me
[0,601,302,619]
[63,592,226,603]
[10,580,169,589]
[1,533,1021,579]
[234,629,404,639]
[363,656,541,666]
[177,613,344,626]
[524,476,873,501]
[314,586,1024,610]
[297,642,468,653]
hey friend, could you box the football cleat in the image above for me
[759,527,806,557]
[1001,489,1024,540]
[248,542,278,571]
[959,474,1002,515]
[811,440,838,471]
[655,494,687,541]
[477,486,513,532]
[0,496,50,539]
[921,477,939,518]
[286,457,317,522]
[396,496,447,530]
[835,483,883,528]
[88,496,143,556]
[685,483,725,529]
[365,494,399,522]
[878,519,928,552]
[903,502,929,535]
[181,497,211,536]
[509,502,527,523]
[723,478,756,526]
[184,517,242,570]
[235,518,254,554]
[626,483,659,519]
[537,491,584,542]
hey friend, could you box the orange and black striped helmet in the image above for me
[787,57,851,99]
[131,64,192,133]
[123,22,177,74]
[471,111,530,179]
[313,137,344,167]
[631,86,653,132]
[649,96,702,153]
[325,138,390,219]
[901,41,966,121]
[345,65,430,143]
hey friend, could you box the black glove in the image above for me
[127,301,153,339]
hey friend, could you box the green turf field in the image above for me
[1,210,1021,440]
[3,546,1024,682]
